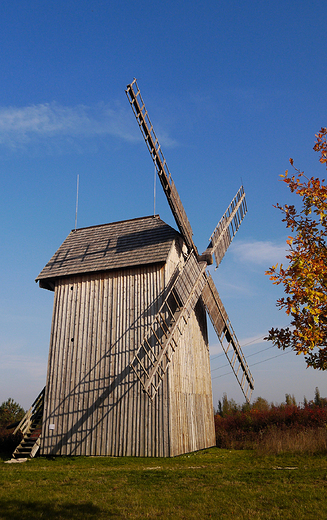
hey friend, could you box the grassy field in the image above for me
[1,448,327,519]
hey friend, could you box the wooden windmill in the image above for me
[12,80,253,459]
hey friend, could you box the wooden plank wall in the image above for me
[165,239,216,455]
[41,236,215,457]
[40,264,171,457]
[168,299,216,456]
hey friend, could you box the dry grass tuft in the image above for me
[257,427,327,455]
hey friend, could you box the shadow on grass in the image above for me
[0,500,117,519]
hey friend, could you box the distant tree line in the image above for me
[217,387,326,417]
[215,388,327,453]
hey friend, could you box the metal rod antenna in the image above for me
[154,163,156,216]
[75,174,79,230]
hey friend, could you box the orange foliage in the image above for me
[265,128,327,369]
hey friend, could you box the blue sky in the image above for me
[1,0,326,410]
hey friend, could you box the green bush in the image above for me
[215,390,327,453]
[0,398,25,458]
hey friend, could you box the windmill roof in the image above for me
[36,215,180,290]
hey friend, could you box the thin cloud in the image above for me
[0,102,137,146]
[231,240,287,266]
[1,353,46,379]
[214,278,251,295]
[0,102,178,151]
[239,334,267,348]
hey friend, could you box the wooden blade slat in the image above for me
[203,186,247,268]
[201,274,254,403]
[126,79,197,255]
[129,252,206,399]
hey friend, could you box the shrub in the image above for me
[0,398,25,428]
[0,427,23,457]
[215,392,327,453]
[0,398,25,458]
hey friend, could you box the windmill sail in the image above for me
[130,252,207,399]
[201,274,254,402]
[126,79,197,256]
[204,186,247,268]
[127,79,254,403]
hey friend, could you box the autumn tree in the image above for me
[265,128,327,369]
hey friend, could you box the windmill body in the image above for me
[12,80,253,459]
[36,216,215,456]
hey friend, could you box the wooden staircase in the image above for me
[12,387,45,459]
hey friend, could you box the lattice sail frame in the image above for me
[130,252,207,400]
[126,78,254,403]
[126,79,197,255]
[201,275,254,402]
[207,185,247,268]
[130,254,254,402]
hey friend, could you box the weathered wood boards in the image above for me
[204,185,247,268]
[37,216,215,457]
[130,251,207,400]
[202,274,254,402]
[126,79,197,256]
[124,79,254,407]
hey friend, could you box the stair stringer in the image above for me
[12,387,45,459]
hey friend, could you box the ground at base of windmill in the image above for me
[4,458,27,464]
[1,448,326,520]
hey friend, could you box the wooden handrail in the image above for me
[13,387,45,435]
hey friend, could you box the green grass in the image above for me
[1,448,327,519]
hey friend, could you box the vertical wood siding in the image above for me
[165,240,216,455]
[41,237,215,457]
[168,299,216,455]
[41,264,170,457]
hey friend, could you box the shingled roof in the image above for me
[36,215,180,290]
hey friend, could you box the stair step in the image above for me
[15,450,32,456]
[14,454,32,459]
[11,387,45,460]
[26,431,41,438]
